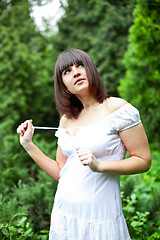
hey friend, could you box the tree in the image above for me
[54,0,135,95]
[118,0,160,145]
[0,0,58,232]
[0,0,58,131]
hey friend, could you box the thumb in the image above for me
[27,119,33,131]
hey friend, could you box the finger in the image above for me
[17,120,33,135]
[81,159,91,166]
[17,124,24,136]
[79,155,88,161]
[27,119,33,131]
[77,149,91,156]
[23,121,28,130]
[17,122,26,131]
[79,153,91,161]
[21,123,26,133]
[17,126,22,136]
[23,120,33,130]
[78,149,92,157]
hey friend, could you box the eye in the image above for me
[63,68,70,75]
[78,63,84,68]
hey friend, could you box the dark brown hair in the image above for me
[54,49,109,119]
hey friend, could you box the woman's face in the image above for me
[62,63,89,96]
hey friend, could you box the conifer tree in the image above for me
[55,0,135,95]
[0,0,57,132]
[0,0,57,230]
[118,0,160,144]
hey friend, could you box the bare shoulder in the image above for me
[60,115,73,128]
[59,115,68,128]
[105,97,128,114]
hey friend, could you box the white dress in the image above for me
[49,103,141,240]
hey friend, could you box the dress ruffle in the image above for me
[49,209,131,240]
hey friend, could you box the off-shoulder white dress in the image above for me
[49,103,141,240]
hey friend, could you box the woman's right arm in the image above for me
[17,120,67,181]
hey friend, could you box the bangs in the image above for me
[54,48,108,119]
[57,49,84,75]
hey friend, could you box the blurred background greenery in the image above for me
[0,0,160,239]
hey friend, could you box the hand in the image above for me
[17,120,34,148]
[77,148,100,172]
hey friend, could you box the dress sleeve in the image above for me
[55,127,61,146]
[54,127,66,148]
[113,103,141,133]
[55,128,59,138]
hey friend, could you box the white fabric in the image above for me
[49,103,141,240]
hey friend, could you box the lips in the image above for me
[74,78,85,85]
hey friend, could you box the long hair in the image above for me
[54,49,109,119]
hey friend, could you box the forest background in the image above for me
[0,0,160,239]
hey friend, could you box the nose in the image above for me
[72,66,81,78]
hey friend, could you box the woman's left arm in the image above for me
[100,123,151,175]
[78,123,151,175]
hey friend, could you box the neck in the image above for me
[76,94,99,110]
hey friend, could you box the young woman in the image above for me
[17,49,151,240]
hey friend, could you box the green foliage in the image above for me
[0,0,160,238]
[0,0,58,132]
[118,0,160,145]
[147,227,160,240]
[121,149,160,238]
[0,131,57,231]
[122,191,150,238]
[118,1,160,235]
[0,213,48,239]
[89,1,136,96]
[54,0,135,96]
[0,1,58,238]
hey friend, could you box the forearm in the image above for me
[98,156,151,175]
[23,142,60,181]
